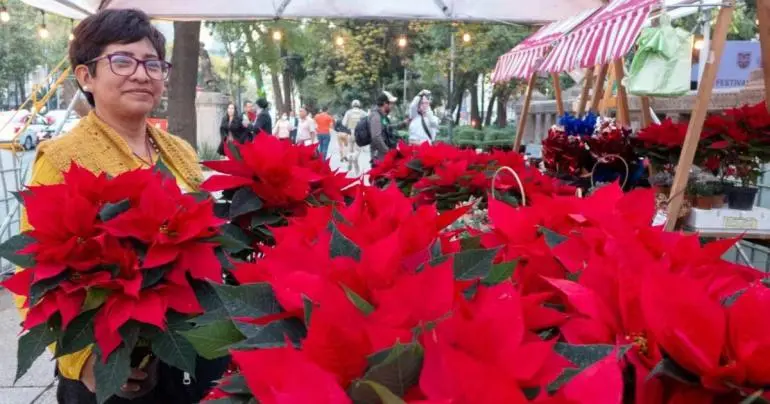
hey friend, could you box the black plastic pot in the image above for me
[727,186,758,211]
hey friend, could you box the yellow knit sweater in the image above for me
[17,111,203,381]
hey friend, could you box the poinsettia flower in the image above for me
[231,345,351,404]
[539,352,624,404]
[24,288,86,330]
[727,283,770,385]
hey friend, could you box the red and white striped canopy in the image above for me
[539,0,661,73]
[491,6,599,83]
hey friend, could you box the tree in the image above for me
[167,21,201,148]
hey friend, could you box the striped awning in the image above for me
[540,0,661,73]
[491,7,600,83]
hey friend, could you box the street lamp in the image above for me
[335,36,344,47]
[397,36,407,48]
[0,5,9,23]
[68,19,75,42]
[38,12,49,39]
[272,30,282,41]
[462,32,471,43]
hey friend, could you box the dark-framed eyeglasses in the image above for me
[84,53,172,81]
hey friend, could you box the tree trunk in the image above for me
[168,21,201,149]
[270,69,284,113]
[484,92,497,127]
[470,80,480,129]
[496,94,509,127]
[282,74,293,114]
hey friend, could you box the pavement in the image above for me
[0,139,369,403]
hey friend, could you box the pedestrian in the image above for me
[369,91,408,166]
[218,102,246,155]
[408,90,438,145]
[251,98,272,139]
[314,106,334,159]
[242,100,256,139]
[296,107,316,146]
[27,8,229,403]
[288,110,298,143]
[273,111,292,141]
[341,99,367,175]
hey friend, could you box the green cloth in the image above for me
[627,16,693,98]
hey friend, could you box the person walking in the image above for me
[251,98,272,139]
[22,8,229,403]
[218,102,246,155]
[314,106,334,159]
[296,107,316,146]
[341,99,367,175]
[288,110,298,143]
[408,90,438,145]
[369,91,407,167]
[273,112,292,141]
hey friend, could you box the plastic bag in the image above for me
[626,14,693,97]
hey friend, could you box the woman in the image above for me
[20,9,228,403]
[219,103,246,155]
[408,90,438,145]
[273,112,292,141]
[295,107,316,146]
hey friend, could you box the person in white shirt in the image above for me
[295,107,316,145]
[408,90,438,145]
[341,100,368,176]
[273,112,292,140]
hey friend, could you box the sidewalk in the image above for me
[0,290,56,404]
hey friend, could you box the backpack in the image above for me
[354,116,372,147]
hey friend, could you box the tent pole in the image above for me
[758,0,770,112]
[513,72,537,151]
[612,58,630,126]
[449,32,456,139]
[640,96,653,128]
[665,2,734,231]
[577,67,595,115]
[589,63,609,112]
[552,73,564,116]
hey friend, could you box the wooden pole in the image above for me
[665,3,735,231]
[600,64,616,115]
[589,63,609,112]
[612,58,630,126]
[552,73,565,116]
[758,0,770,111]
[640,96,653,129]
[513,72,537,151]
[577,67,595,115]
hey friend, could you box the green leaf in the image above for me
[150,330,197,375]
[218,374,251,395]
[459,235,482,250]
[350,342,423,403]
[93,333,136,404]
[83,288,108,311]
[189,191,212,203]
[554,343,617,369]
[212,283,282,319]
[16,323,57,382]
[548,368,581,393]
[55,309,97,358]
[482,260,518,286]
[229,188,264,219]
[342,284,374,315]
[647,357,699,385]
[330,222,361,261]
[354,381,406,404]
[434,248,500,281]
[153,159,174,180]
[405,159,424,172]
[212,224,252,253]
[99,199,131,222]
[251,213,284,227]
[722,288,746,307]
[429,241,442,261]
[230,321,294,350]
[303,295,314,327]
[540,227,568,249]
[0,233,36,268]
[141,267,168,289]
[181,320,245,360]
[29,271,68,306]
[215,247,234,271]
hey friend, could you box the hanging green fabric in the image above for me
[626,14,693,97]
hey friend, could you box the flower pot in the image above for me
[711,194,726,209]
[694,196,713,210]
[727,186,758,211]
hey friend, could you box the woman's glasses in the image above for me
[85,53,172,81]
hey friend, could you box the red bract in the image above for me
[231,346,351,404]
[201,135,355,209]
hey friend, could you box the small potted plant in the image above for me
[726,162,761,210]
[692,181,716,210]
[711,181,727,208]
[649,171,673,195]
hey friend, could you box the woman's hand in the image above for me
[80,353,147,393]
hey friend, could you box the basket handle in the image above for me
[491,166,527,207]
[590,154,629,190]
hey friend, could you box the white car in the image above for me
[0,110,47,150]
[42,110,81,140]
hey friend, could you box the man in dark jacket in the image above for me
[369,91,407,166]
[250,98,272,140]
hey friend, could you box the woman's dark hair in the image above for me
[256,98,269,109]
[223,104,239,121]
[69,9,167,107]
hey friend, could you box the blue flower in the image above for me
[558,112,597,137]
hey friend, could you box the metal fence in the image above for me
[0,150,30,276]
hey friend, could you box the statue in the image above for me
[198,42,221,92]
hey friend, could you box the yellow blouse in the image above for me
[17,111,203,381]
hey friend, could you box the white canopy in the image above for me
[21,0,605,22]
